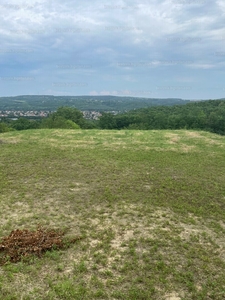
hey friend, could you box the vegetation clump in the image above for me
[0,226,81,265]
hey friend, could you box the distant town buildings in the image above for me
[0,110,104,120]
[0,110,51,118]
[82,111,102,120]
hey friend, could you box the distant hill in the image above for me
[0,95,190,112]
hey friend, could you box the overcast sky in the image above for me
[0,0,225,99]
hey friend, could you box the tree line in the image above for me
[0,106,96,133]
[1,99,225,135]
[98,99,225,135]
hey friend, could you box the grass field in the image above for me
[0,129,225,300]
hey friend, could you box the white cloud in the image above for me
[0,0,224,98]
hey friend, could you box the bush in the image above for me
[0,122,13,133]
[41,116,80,129]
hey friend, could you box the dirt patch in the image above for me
[164,292,181,300]
[184,131,224,146]
[185,131,202,138]
[0,138,19,144]
[134,132,144,136]
[110,229,134,250]
[10,139,20,144]
[166,133,181,144]
[203,138,224,146]
[180,144,196,152]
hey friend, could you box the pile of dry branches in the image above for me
[0,226,80,265]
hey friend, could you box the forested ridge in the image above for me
[0,95,188,111]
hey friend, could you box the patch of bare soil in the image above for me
[165,133,181,144]
[185,131,202,138]
[204,138,224,145]
[164,292,181,300]
[185,131,224,146]
[180,144,196,152]
[134,132,144,136]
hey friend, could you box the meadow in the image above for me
[0,129,225,299]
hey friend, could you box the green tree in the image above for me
[99,113,117,129]
[0,122,13,133]
[41,116,80,129]
[51,106,85,127]
[11,118,40,131]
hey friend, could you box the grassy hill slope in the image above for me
[0,129,225,299]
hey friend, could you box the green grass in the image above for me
[0,129,225,299]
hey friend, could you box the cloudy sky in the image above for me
[0,0,225,99]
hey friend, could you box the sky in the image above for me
[0,0,225,99]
